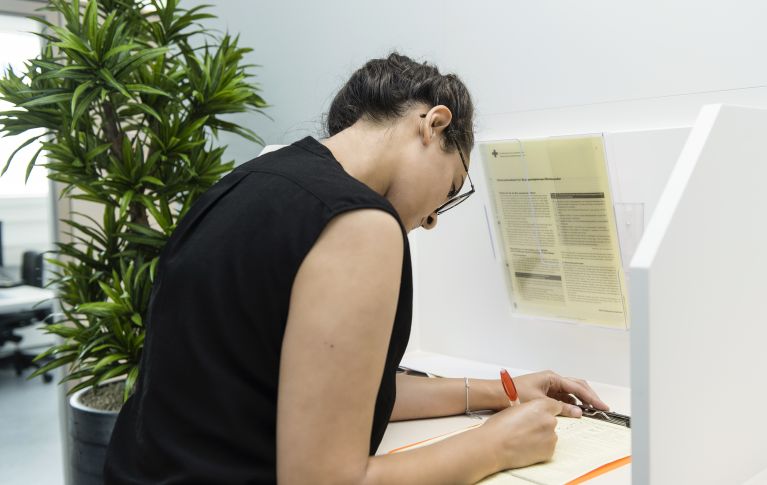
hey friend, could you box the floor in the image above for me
[0,327,65,485]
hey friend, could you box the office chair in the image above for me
[0,251,54,382]
[21,250,44,287]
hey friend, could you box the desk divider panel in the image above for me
[631,104,767,484]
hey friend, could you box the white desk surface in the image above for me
[744,468,767,485]
[0,285,55,314]
[379,351,631,484]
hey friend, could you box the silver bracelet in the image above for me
[464,377,483,419]
[464,377,471,414]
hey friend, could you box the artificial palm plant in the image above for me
[0,0,266,402]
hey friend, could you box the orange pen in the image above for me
[500,369,521,406]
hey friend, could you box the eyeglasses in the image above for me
[419,113,475,215]
[435,141,474,215]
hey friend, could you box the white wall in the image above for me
[193,0,767,146]
[193,0,767,385]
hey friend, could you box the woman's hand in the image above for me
[479,398,563,470]
[513,370,610,417]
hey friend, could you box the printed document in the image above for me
[480,136,629,328]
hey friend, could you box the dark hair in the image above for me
[326,53,475,155]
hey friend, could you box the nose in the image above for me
[421,212,438,230]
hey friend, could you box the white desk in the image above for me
[0,285,55,314]
[744,468,767,485]
[378,351,631,484]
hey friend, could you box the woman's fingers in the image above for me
[548,373,610,411]
[552,392,578,405]
[549,392,582,417]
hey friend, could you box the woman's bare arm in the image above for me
[277,209,560,484]
[391,374,508,421]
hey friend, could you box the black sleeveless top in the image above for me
[104,137,413,484]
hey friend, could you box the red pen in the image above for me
[500,369,520,406]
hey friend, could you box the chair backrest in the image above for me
[21,251,43,287]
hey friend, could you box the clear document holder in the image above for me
[481,135,634,329]
[613,202,644,272]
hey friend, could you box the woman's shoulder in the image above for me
[236,137,405,230]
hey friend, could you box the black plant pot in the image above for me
[68,387,119,485]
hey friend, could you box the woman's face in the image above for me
[387,135,468,232]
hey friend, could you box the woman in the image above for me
[105,53,609,484]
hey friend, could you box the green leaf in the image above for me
[139,198,170,232]
[60,371,91,386]
[24,145,45,183]
[130,313,143,326]
[0,133,45,176]
[20,92,72,108]
[125,222,165,238]
[76,334,111,361]
[71,81,94,116]
[68,377,100,396]
[84,143,112,163]
[113,47,168,77]
[93,353,127,372]
[97,281,123,304]
[28,354,77,379]
[36,64,93,82]
[128,102,162,122]
[84,0,99,51]
[61,218,108,248]
[119,190,134,219]
[96,363,132,384]
[73,89,101,125]
[98,68,132,98]
[103,43,136,62]
[179,116,209,138]
[69,193,110,204]
[122,234,165,248]
[125,84,170,97]
[150,257,159,281]
[52,32,95,60]
[140,176,164,187]
[124,366,139,401]
[41,323,82,339]
[77,302,126,317]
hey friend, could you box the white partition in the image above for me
[631,105,767,484]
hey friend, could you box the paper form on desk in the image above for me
[389,416,630,485]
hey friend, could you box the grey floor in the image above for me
[0,332,65,485]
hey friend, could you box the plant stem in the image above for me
[101,95,150,227]
[102,99,123,160]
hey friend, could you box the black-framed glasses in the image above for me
[419,113,475,215]
[435,142,474,215]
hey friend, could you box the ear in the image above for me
[421,212,438,230]
[420,105,453,146]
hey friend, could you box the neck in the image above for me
[320,122,399,197]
